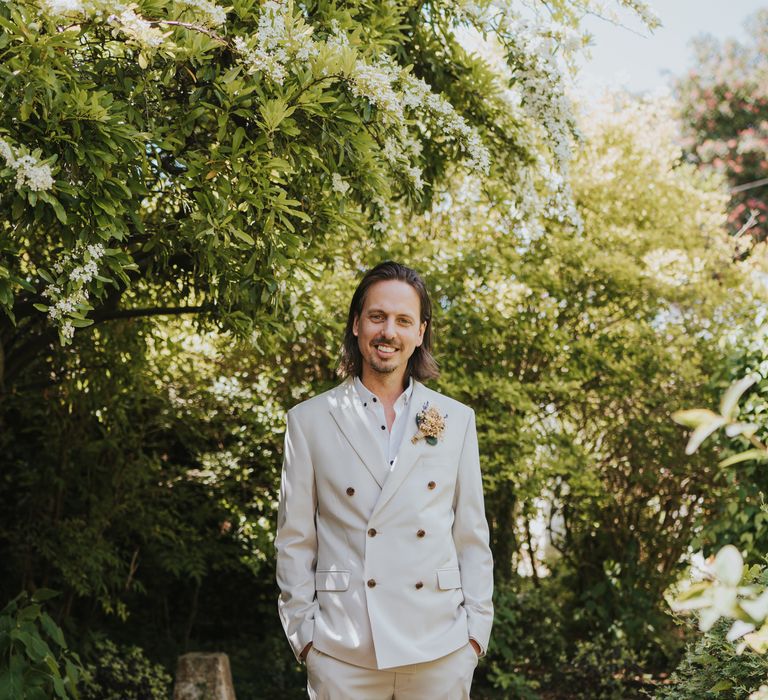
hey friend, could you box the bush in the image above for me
[653,619,768,700]
[0,589,82,700]
[476,577,654,699]
[474,578,567,698]
[562,630,646,700]
[79,638,172,700]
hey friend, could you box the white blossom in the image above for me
[44,0,83,13]
[405,165,424,192]
[42,242,107,341]
[0,139,54,192]
[87,242,105,259]
[60,321,75,341]
[176,0,226,27]
[0,139,14,166]
[110,8,165,49]
[350,58,404,122]
[234,1,317,85]
[331,173,350,195]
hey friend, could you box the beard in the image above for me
[366,337,403,375]
[369,358,398,374]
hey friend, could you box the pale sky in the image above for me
[577,1,768,95]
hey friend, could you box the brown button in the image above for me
[415,581,424,590]
[428,481,436,489]
[417,529,425,538]
[368,528,377,537]
[367,579,376,588]
[346,487,355,496]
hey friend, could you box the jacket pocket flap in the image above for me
[315,570,350,591]
[436,567,462,590]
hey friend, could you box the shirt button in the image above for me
[368,528,377,537]
[363,402,367,407]
[415,581,424,590]
[417,529,426,538]
[367,579,376,588]
[428,481,436,489]
[372,397,377,402]
[390,460,394,465]
[346,487,355,496]
[381,425,386,430]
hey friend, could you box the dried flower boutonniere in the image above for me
[411,402,447,445]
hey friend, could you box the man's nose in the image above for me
[382,317,397,338]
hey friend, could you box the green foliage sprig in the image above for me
[0,589,83,700]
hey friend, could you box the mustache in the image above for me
[373,338,400,348]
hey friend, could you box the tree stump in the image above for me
[173,652,236,700]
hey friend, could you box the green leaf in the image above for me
[232,127,246,153]
[40,613,66,648]
[0,656,22,699]
[708,680,732,692]
[50,198,68,224]
[719,449,768,468]
[52,673,67,698]
[31,589,60,604]
[232,229,255,245]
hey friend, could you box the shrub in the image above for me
[653,619,768,700]
[79,638,172,700]
[0,589,82,700]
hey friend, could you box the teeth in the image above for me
[376,345,396,353]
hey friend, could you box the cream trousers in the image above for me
[305,642,479,700]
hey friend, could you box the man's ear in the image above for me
[353,314,359,336]
[416,320,427,346]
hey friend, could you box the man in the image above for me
[275,261,494,699]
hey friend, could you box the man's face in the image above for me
[353,280,427,378]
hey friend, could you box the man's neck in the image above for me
[359,369,410,406]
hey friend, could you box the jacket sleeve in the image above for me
[453,408,494,656]
[275,407,318,662]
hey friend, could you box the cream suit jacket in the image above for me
[275,375,494,670]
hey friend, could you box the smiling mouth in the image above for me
[374,343,398,356]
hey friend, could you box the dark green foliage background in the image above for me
[1,1,765,699]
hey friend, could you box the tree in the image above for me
[0,0,660,389]
[676,9,768,256]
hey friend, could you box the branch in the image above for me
[731,177,768,194]
[91,304,212,322]
[734,208,760,238]
[149,19,229,45]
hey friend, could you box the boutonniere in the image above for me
[411,402,447,445]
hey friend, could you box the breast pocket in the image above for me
[315,570,350,591]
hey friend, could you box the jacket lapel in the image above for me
[328,377,388,487]
[371,380,429,518]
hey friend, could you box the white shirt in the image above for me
[353,375,414,472]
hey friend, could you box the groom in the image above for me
[275,261,494,699]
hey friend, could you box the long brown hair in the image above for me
[337,261,439,381]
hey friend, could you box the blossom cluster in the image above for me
[331,173,350,195]
[232,3,490,193]
[234,1,317,85]
[505,18,575,169]
[43,242,106,341]
[39,0,227,50]
[110,8,166,48]
[0,138,54,192]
